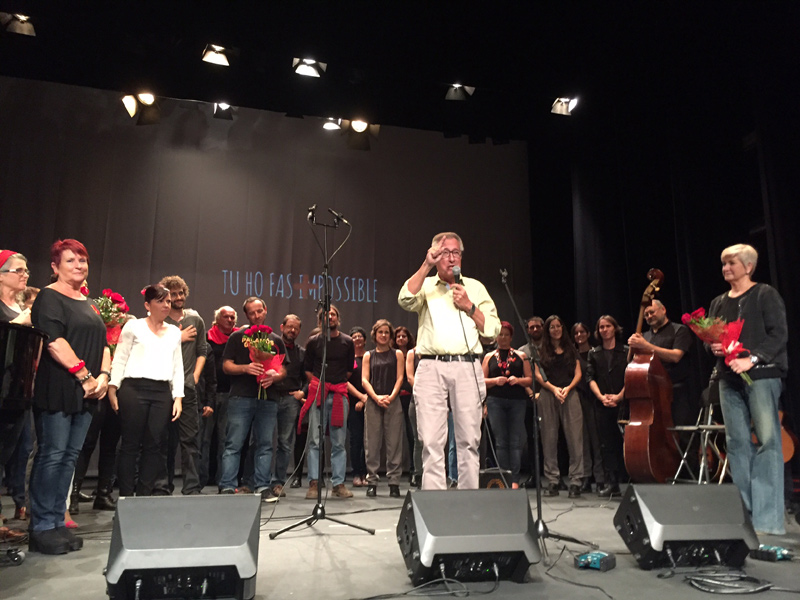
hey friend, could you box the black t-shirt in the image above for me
[304,332,355,384]
[644,321,692,384]
[544,351,577,388]
[487,349,528,400]
[222,328,286,400]
[31,287,107,414]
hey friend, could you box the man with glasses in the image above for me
[398,232,500,490]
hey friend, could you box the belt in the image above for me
[418,354,480,362]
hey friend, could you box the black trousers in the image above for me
[74,397,121,492]
[596,401,626,477]
[117,378,172,496]
[161,387,201,494]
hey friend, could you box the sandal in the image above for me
[0,526,27,543]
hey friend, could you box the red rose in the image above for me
[681,313,692,325]
[80,286,90,296]
[691,308,705,320]
[110,292,124,304]
[102,289,113,297]
[106,324,122,346]
[119,302,130,313]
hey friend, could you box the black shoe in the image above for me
[69,486,80,514]
[597,483,621,498]
[389,485,401,498]
[290,477,302,489]
[78,491,95,502]
[93,492,117,511]
[568,485,581,498]
[545,483,559,497]
[409,474,420,488]
[580,478,593,493]
[29,529,70,555]
[56,526,84,551]
[558,479,568,491]
[260,488,279,503]
[522,475,537,489]
[366,485,377,498]
[219,488,235,495]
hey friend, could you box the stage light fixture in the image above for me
[213,103,234,120]
[551,97,578,116]
[292,58,327,77]
[323,118,341,130]
[340,119,380,151]
[445,83,475,101]
[350,119,368,133]
[202,44,230,66]
[0,12,35,36]
[121,93,160,125]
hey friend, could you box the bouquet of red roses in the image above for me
[242,324,285,399]
[681,308,752,384]
[93,288,130,354]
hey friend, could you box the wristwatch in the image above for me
[749,355,758,365]
[468,303,476,317]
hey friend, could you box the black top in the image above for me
[348,355,366,407]
[586,343,629,396]
[544,351,577,388]
[304,332,355,384]
[208,337,231,393]
[273,340,306,394]
[368,349,399,396]
[487,349,528,400]
[166,310,208,391]
[0,301,20,322]
[222,328,286,400]
[643,321,692,385]
[31,287,107,414]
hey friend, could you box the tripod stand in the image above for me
[270,207,375,539]
[498,269,591,557]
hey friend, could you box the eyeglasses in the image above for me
[440,250,462,259]
[0,268,30,276]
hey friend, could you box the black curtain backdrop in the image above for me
[0,76,532,347]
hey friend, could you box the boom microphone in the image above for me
[307,204,317,222]
[452,265,463,285]
[327,208,349,225]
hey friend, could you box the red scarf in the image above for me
[298,376,348,433]
[208,324,231,345]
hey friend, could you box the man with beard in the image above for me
[220,297,286,502]
[199,305,237,487]
[158,275,206,495]
[270,314,306,497]
[300,305,355,499]
[518,316,544,487]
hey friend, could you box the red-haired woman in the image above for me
[29,239,111,554]
[534,315,584,498]
[482,321,532,488]
[362,319,405,498]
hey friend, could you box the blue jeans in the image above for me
[308,392,349,486]
[30,409,92,531]
[219,396,277,492]
[272,393,301,486]
[487,396,527,483]
[719,377,784,534]
[447,411,458,482]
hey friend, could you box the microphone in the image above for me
[306,204,317,222]
[327,208,349,225]
[452,265,463,285]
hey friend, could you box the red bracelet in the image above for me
[68,360,86,374]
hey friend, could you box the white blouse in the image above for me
[109,318,184,397]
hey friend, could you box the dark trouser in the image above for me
[161,387,201,494]
[293,411,308,480]
[486,396,527,483]
[407,397,423,476]
[596,401,626,479]
[2,408,30,508]
[272,393,301,486]
[579,389,604,484]
[0,409,26,484]
[400,393,415,474]
[74,397,121,493]
[117,379,173,497]
[198,391,229,487]
[348,401,367,478]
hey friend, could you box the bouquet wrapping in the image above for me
[681,308,752,385]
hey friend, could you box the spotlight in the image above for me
[341,120,380,151]
[121,93,160,125]
[322,118,341,130]
[350,119,368,133]
[445,83,475,101]
[213,103,234,120]
[202,44,230,66]
[551,97,578,116]
[0,12,35,36]
[292,58,327,77]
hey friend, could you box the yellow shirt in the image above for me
[398,274,500,355]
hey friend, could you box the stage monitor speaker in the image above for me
[480,467,512,489]
[614,484,758,570]
[106,495,261,600]
[396,490,540,586]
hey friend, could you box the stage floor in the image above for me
[2,481,799,600]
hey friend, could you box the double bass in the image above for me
[623,269,680,483]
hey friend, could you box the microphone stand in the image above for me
[270,209,375,539]
[498,269,589,557]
